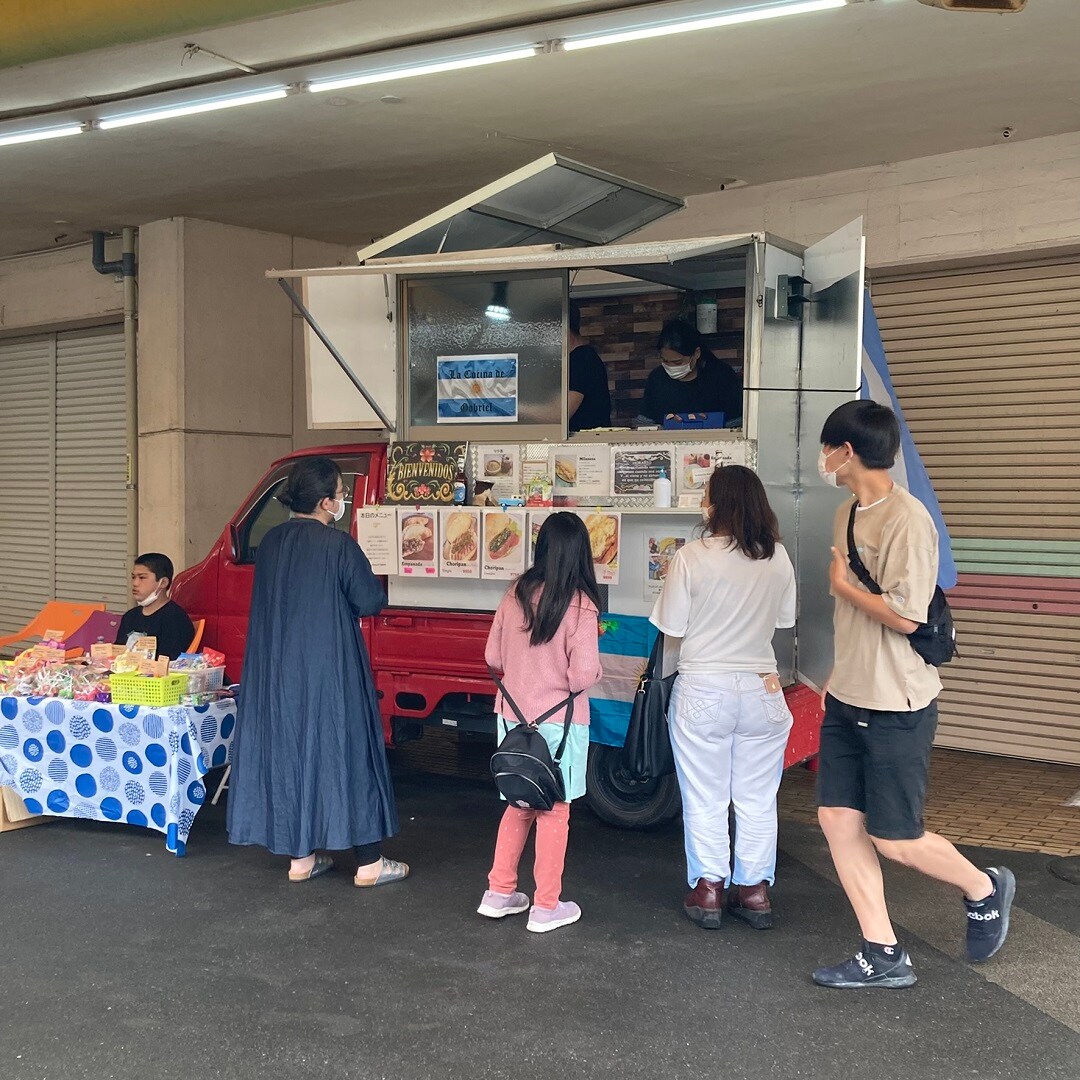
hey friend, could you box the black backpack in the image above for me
[488,666,579,811]
[846,504,957,667]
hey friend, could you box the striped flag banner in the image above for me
[588,613,657,748]
[862,291,958,590]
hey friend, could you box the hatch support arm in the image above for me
[277,276,396,433]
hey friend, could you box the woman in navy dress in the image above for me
[227,456,408,887]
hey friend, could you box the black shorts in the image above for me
[816,693,939,841]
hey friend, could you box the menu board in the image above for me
[355,507,400,576]
[397,509,439,576]
[475,444,520,501]
[549,445,610,498]
[578,510,621,586]
[675,441,749,498]
[645,530,693,600]
[384,441,466,505]
[611,446,675,496]
[440,508,481,579]
[481,509,526,580]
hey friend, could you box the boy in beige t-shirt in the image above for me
[811,400,1014,990]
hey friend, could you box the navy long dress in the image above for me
[226,517,398,856]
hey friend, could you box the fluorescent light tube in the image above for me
[98,88,288,130]
[0,123,83,147]
[564,0,846,50]
[310,47,538,93]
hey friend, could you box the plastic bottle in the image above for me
[653,468,672,508]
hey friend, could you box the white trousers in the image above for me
[669,671,793,888]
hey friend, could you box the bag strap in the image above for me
[488,667,581,764]
[845,503,884,597]
[643,630,664,681]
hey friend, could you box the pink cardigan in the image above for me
[485,589,602,726]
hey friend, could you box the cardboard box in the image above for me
[0,787,45,834]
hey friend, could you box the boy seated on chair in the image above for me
[115,553,195,661]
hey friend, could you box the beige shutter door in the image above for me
[54,326,130,610]
[0,336,55,638]
[873,254,1080,765]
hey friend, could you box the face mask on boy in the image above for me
[817,447,850,487]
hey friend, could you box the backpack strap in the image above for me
[845,502,884,596]
[488,666,581,764]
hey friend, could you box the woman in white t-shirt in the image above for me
[651,465,796,931]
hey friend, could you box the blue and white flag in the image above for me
[861,291,957,590]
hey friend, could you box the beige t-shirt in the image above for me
[829,485,942,712]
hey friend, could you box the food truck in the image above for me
[173,155,866,828]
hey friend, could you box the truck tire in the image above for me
[584,744,682,829]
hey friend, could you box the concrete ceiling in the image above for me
[1,0,1077,259]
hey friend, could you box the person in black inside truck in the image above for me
[567,301,612,432]
[640,318,743,428]
[115,552,196,661]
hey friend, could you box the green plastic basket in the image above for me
[109,672,189,707]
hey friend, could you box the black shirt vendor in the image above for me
[115,552,196,661]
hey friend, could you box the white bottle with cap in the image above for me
[653,468,672,508]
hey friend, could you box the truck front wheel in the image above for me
[584,744,682,829]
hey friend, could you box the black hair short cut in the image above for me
[135,553,175,587]
[820,399,900,470]
[568,301,582,335]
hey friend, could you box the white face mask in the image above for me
[818,447,850,487]
[329,497,346,523]
[663,361,693,380]
[701,505,712,524]
[138,587,162,608]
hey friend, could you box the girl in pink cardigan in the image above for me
[478,513,603,933]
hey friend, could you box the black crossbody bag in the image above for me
[846,504,957,667]
[488,667,580,811]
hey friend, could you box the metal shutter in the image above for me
[0,337,55,637]
[872,255,1080,765]
[54,327,129,609]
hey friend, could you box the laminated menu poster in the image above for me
[578,510,621,586]
[397,509,439,577]
[610,446,675,496]
[675,441,750,498]
[440,508,481,579]
[549,445,610,497]
[481,509,526,580]
[645,531,693,601]
[355,506,400,576]
[475,444,520,501]
[384,441,466,505]
[437,354,518,423]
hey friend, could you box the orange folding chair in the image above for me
[187,619,206,652]
[0,600,106,652]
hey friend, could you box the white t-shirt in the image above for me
[650,538,796,675]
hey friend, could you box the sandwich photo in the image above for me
[400,515,434,562]
[554,456,577,487]
[583,512,618,566]
[485,512,521,562]
[442,512,478,563]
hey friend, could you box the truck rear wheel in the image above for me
[584,744,682,829]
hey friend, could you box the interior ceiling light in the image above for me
[485,282,512,322]
[0,123,83,147]
[97,87,288,129]
[310,47,539,93]
[563,0,846,50]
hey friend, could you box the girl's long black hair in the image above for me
[514,512,601,646]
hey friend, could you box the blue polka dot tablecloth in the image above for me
[0,696,234,856]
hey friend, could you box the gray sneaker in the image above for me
[527,900,582,934]
[477,889,531,919]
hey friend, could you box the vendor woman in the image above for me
[640,318,743,427]
[115,552,196,660]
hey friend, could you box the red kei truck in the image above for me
[172,441,824,830]
[175,158,867,827]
